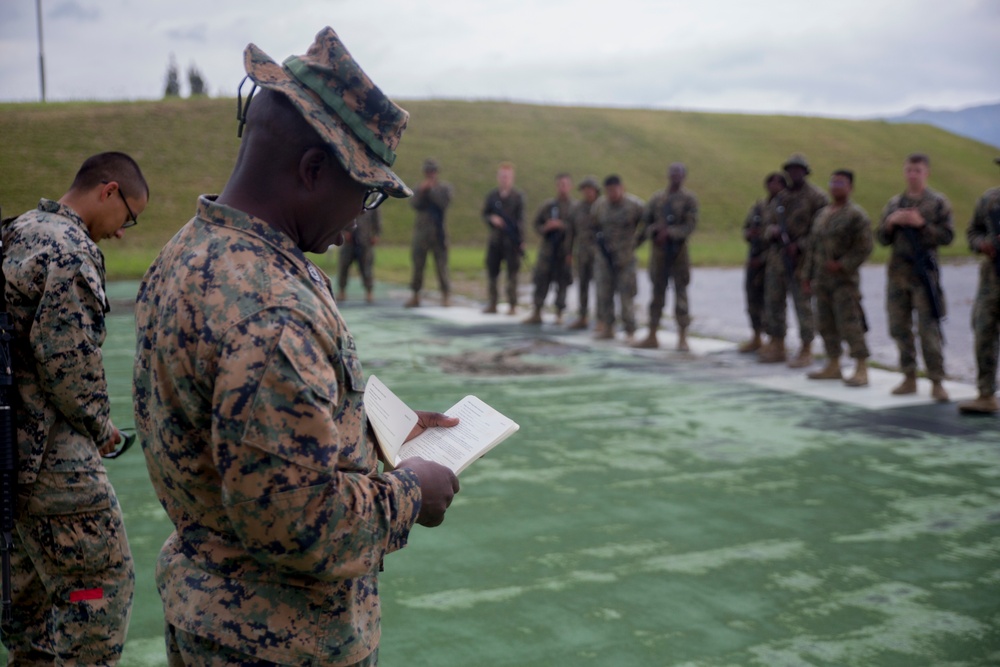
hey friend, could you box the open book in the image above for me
[364,375,519,475]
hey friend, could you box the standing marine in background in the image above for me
[877,152,954,401]
[634,162,699,351]
[567,176,601,330]
[738,172,786,353]
[405,158,453,308]
[957,157,1000,415]
[524,172,575,325]
[336,206,381,303]
[758,153,829,367]
[482,162,526,314]
[801,169,873,386]
[592,174,644,342]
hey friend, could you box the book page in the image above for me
[397,395,518,474]
[363,375,418,464]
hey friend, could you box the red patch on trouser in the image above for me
[69,588,104,602]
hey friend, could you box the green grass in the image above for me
[1,98,996,280]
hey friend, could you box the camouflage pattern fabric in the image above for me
[530,196,576,312]
[134,196,422,666]
[742,197,772,332]
[592,194,644,332]
[966,186,1000,395]
[482,188,526,307]
[637,188,699,329]
[763,182,829,341]
[803,201,874,360]
[1,199,134,664]
[409,181,453,294]
[569,198,599,319]
[338,208,382,293]
[876,188,954,380]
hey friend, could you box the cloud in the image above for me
[48,1,100,21]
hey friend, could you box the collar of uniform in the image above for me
[37,198,87,232]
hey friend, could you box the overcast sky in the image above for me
[1,0,998,117]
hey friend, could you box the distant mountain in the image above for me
[884,102,1000,149]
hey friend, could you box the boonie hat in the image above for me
[783,153,811,174]
[423,158,440,173]
[242,27,412,198]
[578,176,600,191]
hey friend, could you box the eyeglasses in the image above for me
[363,188,387,211]
[101,180,139,229]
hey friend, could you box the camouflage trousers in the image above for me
[647,244,691,329]
[574,248,595,319]
[338,243,376,293]
[532,240,572,311]
[594,255,637,334]
[166,624,379,667]
[485,239,522,307]
[410,221,450,295]
[886,265,946,381]
[2,470,134,666]
[744,255,766,333]
[763,250,814,343]
[971,267,1000,395]
[813,277,869,360]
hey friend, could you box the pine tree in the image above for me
[164,55,181,98]
[187,63,207,97]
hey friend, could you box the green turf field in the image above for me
[2,281,998,666]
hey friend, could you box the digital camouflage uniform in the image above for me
[592,194,645,334]
[763,183,829,343]
[876,189,954,381]
[530,196,575,313]
[482,188,526,308]
[409,181,453,296]
[338,208,382,295]
[803,200,873,360]
[742,197,772,333]
[1,199,134,665]
[966,186,1000,397]
[134,196,422,666]
[637,188,699,331]
[569,198,599,321]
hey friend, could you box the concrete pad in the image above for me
[408,304,525,326]
[748,366,979,410]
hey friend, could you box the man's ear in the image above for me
[298,147,330,192]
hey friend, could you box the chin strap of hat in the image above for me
[236,76,258,138]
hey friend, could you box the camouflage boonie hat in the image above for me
[783,153,811,174]
[578,176,600,191]
[243,27,412,198]
[422,158,440,173]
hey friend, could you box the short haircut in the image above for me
[764,171,787,187]
[831,169,854,184]
[498,161,515,171]
[71,152,149,199]
[603,174,622,187]
[555,172,571,181]
[906,152,930,167]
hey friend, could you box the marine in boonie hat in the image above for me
[578,175,600,191]
[782,153,811,174]
[240,26,412,198]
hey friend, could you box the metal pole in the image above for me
[36,0,46,102]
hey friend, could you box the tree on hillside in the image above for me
[187,63,208,97]
[164,55,181,98]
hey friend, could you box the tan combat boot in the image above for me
[807,358,842,380]
[931,380,949,403]
[593,322,614,340]
[336,290,347,302]
[632,331,659,349]
[482,302,498,314]
[567,316,588,330]
[738,331,762,354]
[957,393,999,414]
[843,359,868,387]
[677,327,690,352]
[441,293,450,307]
[522,307,543,325]
[365,290,374,304]
[891,372,917,395]
[787,341,813,369]
[404,292,420,308]
[555,310,564,325]
[758,338,786,363]
[507,303,518,315]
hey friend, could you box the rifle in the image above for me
[897,197,946,324]
[0,212,16,624]
[426,200,446,247]
[657,196,683,288]
[774,202,798,287]
[989,206,1000,280]
[492,199,524,257]
[595,230,618,279]
[546,204,567,276]
[747,202,766,260]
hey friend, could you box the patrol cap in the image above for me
[578,175,600,191]
[603,174,622,187]
[242,27,412,198]
[422,158,439,173]
[782,153,811,174]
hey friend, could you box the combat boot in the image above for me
[843,359,868,387]
[931,380,949,403]
[404,292,420,308]
[365,290,374,304]
[677,327,689,352]
[757,338,786,363]
[441,293,450,307]
[957,393,999,414]
[631,331,659,349]
[738,331,762,354]
[567,316,588,330]
[555,310,564,326]
[507,303,518,315]
[482,302,498,314]
[807,358,842,380]
[522,307,543,325]
[890,372,917,395]
[336,290,347,302]
[593,322,614,340]
[787,341,813,369]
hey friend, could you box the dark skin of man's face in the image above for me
[786,166,807,188]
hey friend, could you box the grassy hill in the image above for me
[1,98,998,281]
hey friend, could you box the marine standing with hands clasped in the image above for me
[877,153,954,401]
[1,152,146,664]
[801,169,873,386]
[133,28,460,665]
[405,158,453,308]
[524,172,575,325]
[592,174,645,342]
[482,162,526,314]
[336,207,381,303]
[738,172,786,353]
[957,157,1000,415]
[566,176,601,330]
